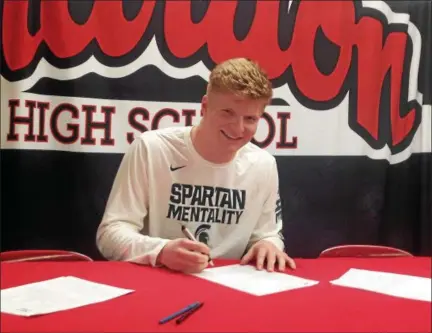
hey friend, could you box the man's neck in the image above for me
[191,126,235,164]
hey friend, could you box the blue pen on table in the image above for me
[176,302,204,325]
[159,301,201,325]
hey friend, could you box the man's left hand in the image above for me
[240,239,296,271]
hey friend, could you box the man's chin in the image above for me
[225,140,247,153]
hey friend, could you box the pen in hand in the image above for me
[181,225,214,266]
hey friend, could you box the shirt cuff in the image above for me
[126,238,171,267]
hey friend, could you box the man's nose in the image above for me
[233,117,245,135]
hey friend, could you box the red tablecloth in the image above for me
[1,257,431,332]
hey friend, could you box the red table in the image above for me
[1,257,431,332]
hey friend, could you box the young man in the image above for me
[96,58,296,273]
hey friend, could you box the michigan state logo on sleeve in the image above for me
[275,191,284,240]
[275,191,282,222]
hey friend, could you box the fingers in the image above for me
[160,239,210,274]
[255,247,267,270]
[178,257,208,274]
[266,250,276,272]
[180,239,210,255]
[286,254,296,270]
[195,260,209,273]
[240,248,254,265]
[179,247,209,264]
[277,253,296,271]
[277,253,286,271]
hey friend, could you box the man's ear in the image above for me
[201,94,208,117]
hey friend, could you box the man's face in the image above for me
[201,90,266,154]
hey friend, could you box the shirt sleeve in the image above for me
[96,136,170,266]
[247,158,285,251]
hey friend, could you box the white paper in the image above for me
[191,264,319,296]
[330,268,431,302]
[0,276,134,316]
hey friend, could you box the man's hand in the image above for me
[157,238,210,273]
[240,239,296,271]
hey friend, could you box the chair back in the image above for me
[319,245,413,258]
[0,249,93,263]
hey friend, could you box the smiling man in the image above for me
[96,57,296,274]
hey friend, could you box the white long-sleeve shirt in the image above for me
[96,126,284,266]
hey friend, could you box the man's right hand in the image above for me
[157,238,211,273]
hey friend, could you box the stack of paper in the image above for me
[1,276,134,317]
[191,264,319,296]
[330,268,431,302]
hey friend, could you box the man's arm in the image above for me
[96,136,170,266]
[247,158,285,251]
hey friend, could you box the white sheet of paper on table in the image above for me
[0,276,134,317]
[330,268,431,302]
[191,264,319,296]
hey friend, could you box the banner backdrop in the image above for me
[1,0,431,258]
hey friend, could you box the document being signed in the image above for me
[191,264,319,296]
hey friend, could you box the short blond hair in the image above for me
[207,58,273,101]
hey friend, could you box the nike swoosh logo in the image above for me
[170,165,186,171]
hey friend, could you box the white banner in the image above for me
[1,86,430,164]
